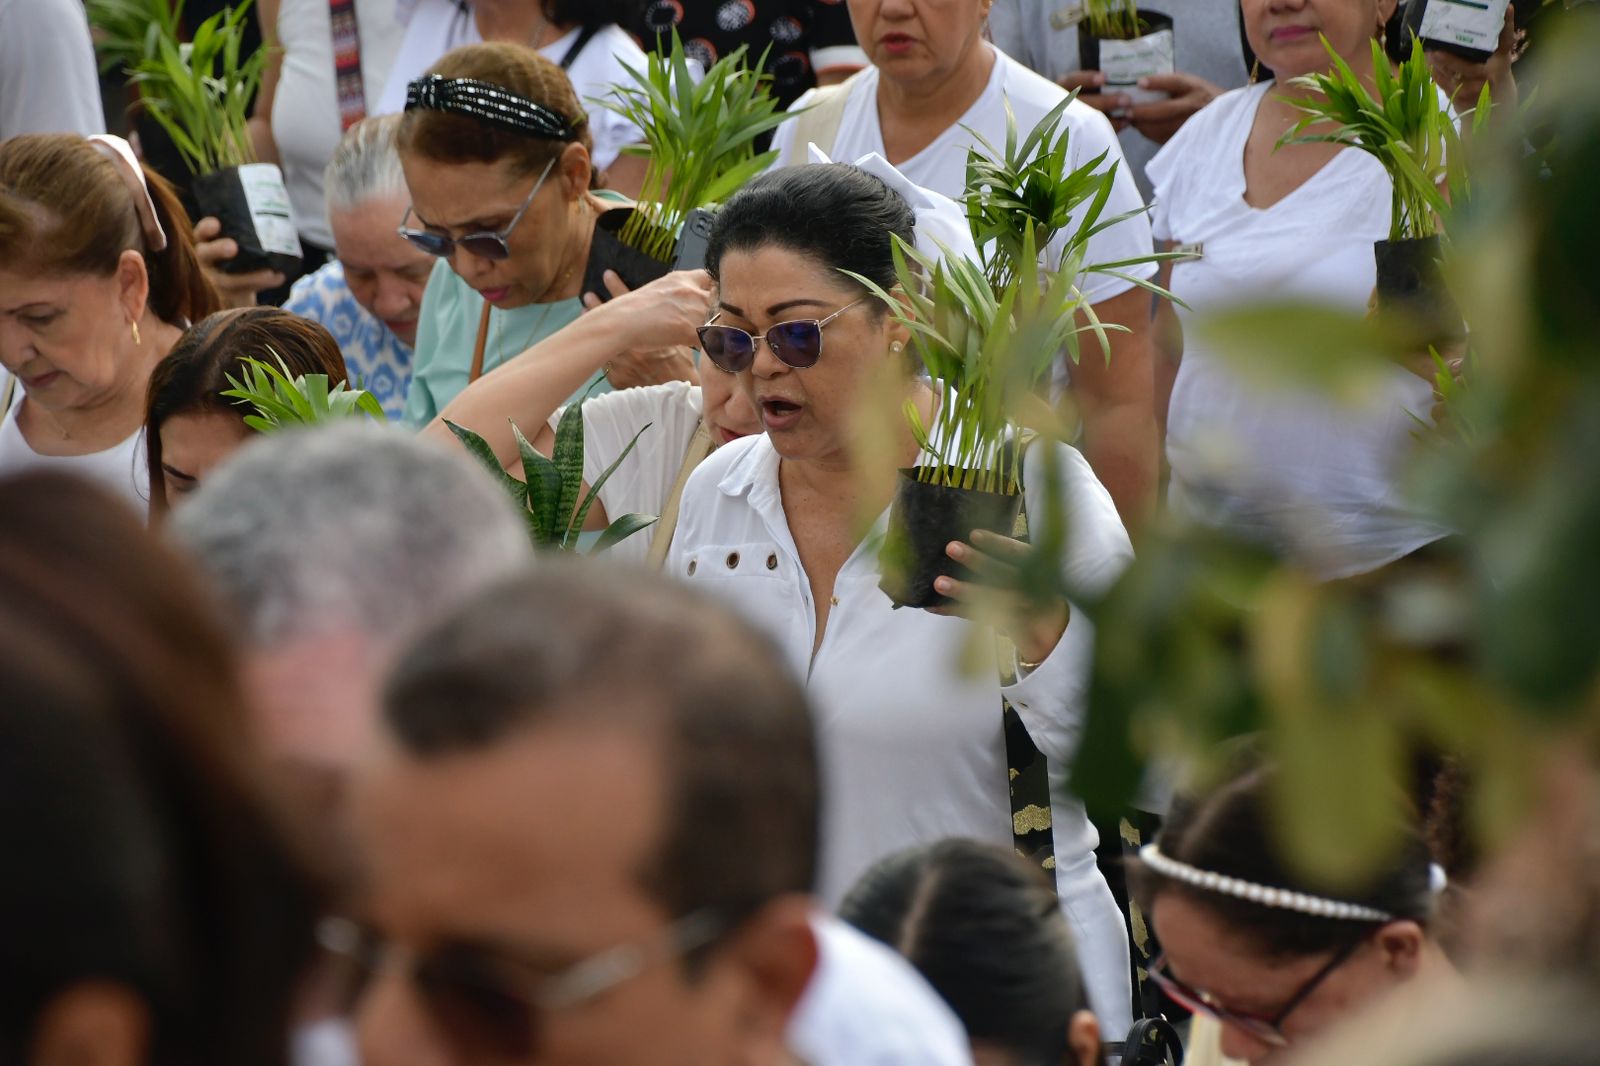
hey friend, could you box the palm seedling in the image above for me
[84,0,184,74]
[221,354,386,430]
[127,0,302,274]
[585,32,787,293]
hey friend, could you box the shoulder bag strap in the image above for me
[778,70,864,166]
[558,23,603,69]
[1,370,15,417]
[645,419,714,570]
[329,0,368,130]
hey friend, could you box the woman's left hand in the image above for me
[927,529,1070,667]
[604,345,700,389]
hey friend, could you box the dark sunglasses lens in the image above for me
[414,952,536,1059]
[458,234,512,261]
[697,326,754,372]
[767,321,823,368]
[401,230,453,258]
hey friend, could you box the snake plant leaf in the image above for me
[514,422,564,544]
[592,512,660,554]
[569,421,654,547]
[551,401,587,540]
[444,420,528,520]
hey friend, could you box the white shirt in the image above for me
[375,2,646,172]
[271,0,404,248]
[773,46,1155,307]
[0,0,104,138]
[1148,82,1449,578]
[666,432,1135,1035]
[566,380,705,567]
[788,913,975,1066]
[0,373,150,515]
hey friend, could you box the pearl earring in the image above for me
[890,341,904,353]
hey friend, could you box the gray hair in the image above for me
[170,423,532,648]
[323,114,408,214]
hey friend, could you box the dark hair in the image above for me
[383,562,819,922]
[705,164,917,295]
[0,471,319,1066]
[398,42,594,180]
[0,134,220,328]
[545,0,636,29]
[145,307,349,515]
[841,839,1088,1066]
[1131,760,1436,961]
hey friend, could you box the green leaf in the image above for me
[591,512,660,554]
[571,421,653,544]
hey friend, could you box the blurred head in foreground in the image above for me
[0,470,317,1066]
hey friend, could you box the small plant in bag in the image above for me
[128,0,303,276]
[1079,0,1176,105]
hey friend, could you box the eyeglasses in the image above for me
[397,157,555,261]
[317,909,724,1059]
[1147,938,1365,1048]
[695,297,869,373]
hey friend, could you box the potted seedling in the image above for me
[445,405,657,555]
[1403,0,1541,63]
[1079,0,1176,105]
[130,0,301,276]
[222,354,387,429]
[852,100,1172,609]
[1279,37,1471,340]
[586,32,787,298]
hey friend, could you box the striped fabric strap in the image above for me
[330,0,366,130]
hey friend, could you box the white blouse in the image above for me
[0,372,150,515]
[667,432,1137,1036]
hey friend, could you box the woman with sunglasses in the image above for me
[397,43,693,427]
[666,162,1140,1038]
[1133,759,1456,1065]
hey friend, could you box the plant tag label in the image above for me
[1100,29,1176,102]
[1172,241,1204,260]
[1049,4,1085,30]
[1418,0,1512,52]
[238,163,303,259]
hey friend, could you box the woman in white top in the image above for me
[0,134,220,512]
[772,0,1159,531]
[376,0,649,196]
[667,163,1138,1036]
[251,0,405,253]
[1148,0,1448,579]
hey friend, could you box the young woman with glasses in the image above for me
[1132,759,1457,1065]
[663,162,1141,1038]
[395,42,693,426]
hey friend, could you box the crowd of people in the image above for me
[3,2,1596,1066]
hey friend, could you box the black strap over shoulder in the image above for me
[558,23,603,70]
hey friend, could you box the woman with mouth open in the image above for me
[665,163,1140,1037]
[396,42,693,428]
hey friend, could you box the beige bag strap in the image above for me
[779,71,864,166]
[646,419,714,570]
[1,371,15,417]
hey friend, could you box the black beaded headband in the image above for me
[405,75,581,141]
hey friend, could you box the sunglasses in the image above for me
[397,157,555,261]
[696,297,869,373]
[1147,938,1364,1049]
[317,909,724,1060]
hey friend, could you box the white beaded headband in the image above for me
[1139,843,1398,922]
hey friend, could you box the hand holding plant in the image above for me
[932,530,1071,664]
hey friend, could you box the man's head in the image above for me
[352,563,821,1066]
[169,423,531,878]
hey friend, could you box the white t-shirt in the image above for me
[271,0,405,248]
[0,373,150,515]
[375,2,646,172]
[666,433,1135,1037]
[563,380,706,567]
[788,913,975,1066]
[773,46,1156,307]
[0,0,104,138]
[1148,82,1449,578]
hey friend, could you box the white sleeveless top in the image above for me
[0,372,151,515]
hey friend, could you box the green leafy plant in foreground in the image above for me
[221,354,385,431]
[84,0,184,75]
[595,32,788,262]
[445,404,657,554]
[129,0,265,176]
[1278,36,1472,242]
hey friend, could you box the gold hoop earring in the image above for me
[131,321,141,346]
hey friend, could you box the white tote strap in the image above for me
[778,71,864,167]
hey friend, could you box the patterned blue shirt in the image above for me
[285,260,414,421]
